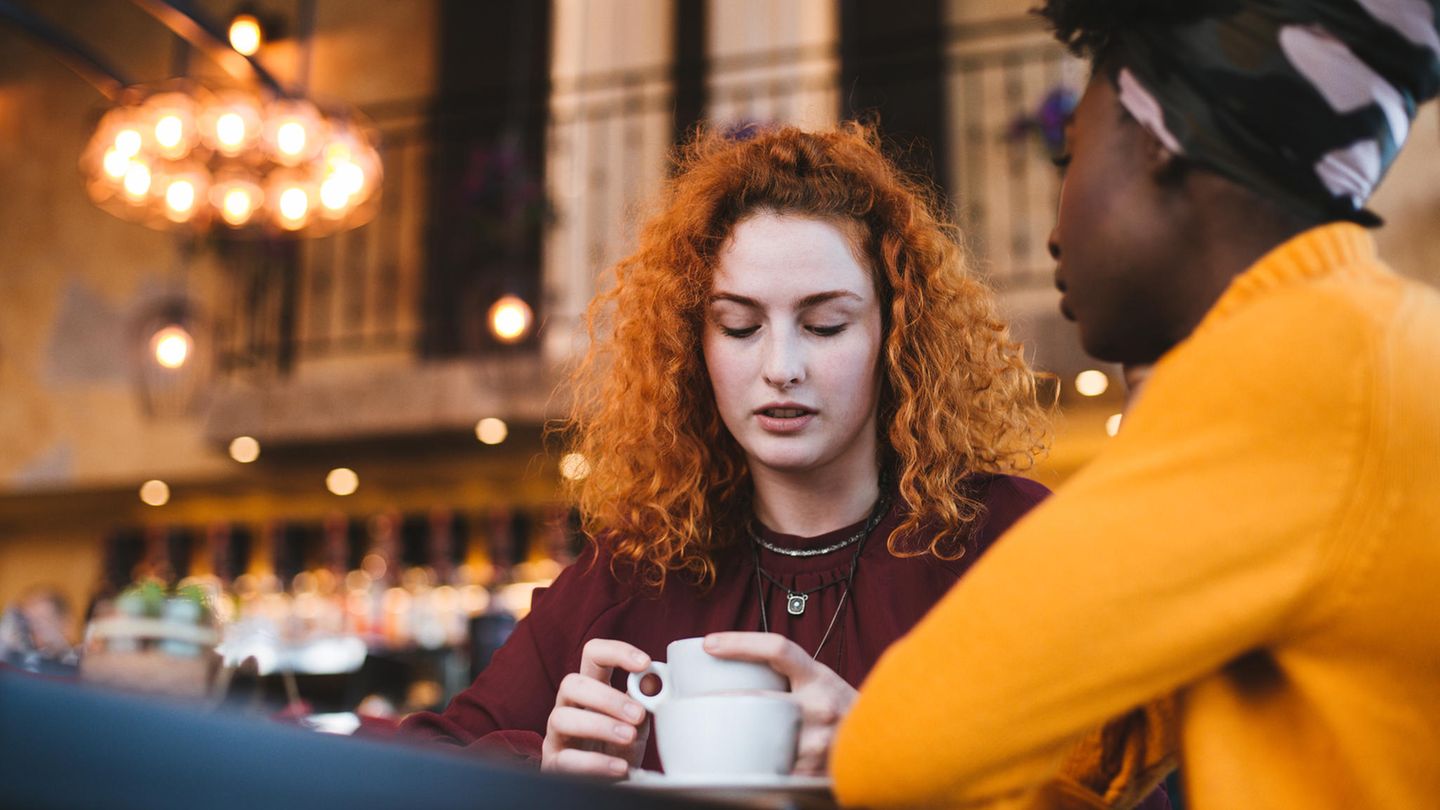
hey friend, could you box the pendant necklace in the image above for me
[748,493,888,660]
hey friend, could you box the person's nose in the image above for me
[762,328,805,390]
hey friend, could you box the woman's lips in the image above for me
[755,411,815,434]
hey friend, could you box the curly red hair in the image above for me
[564,123,1049,590]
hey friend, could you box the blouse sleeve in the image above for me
[398,546,624,766]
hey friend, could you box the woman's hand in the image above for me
[540,638,653,778]
[703,631,857,775]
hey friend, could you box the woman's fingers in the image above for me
[794,723,835,775]
[702,631,809,680]
[556,672,648,724]
[540,744,633,779]
[578,638,652,682]
[547,705,640,748]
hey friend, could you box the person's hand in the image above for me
[540,638,653,778]
[703,631,857,775]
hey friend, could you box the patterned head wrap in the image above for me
[1110,0,1440,224]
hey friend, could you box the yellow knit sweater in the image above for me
[832,223,1440,809]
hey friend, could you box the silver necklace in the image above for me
[747,493,889,558]
[748,495,887,661]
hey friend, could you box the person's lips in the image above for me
[1055,273,1074,321]
[754,403,816,434]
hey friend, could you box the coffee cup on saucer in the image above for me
[626,637,797,778]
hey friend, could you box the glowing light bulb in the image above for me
[320,175,351,212]
[229,436,261,463]
[327,467,359,496]
[334,162,364,195]
[114,129,142,157]
[155,114,184,150]
[122,162,152,198]
[1105,413,1124,437]
[139,479,171,506]
[278,186,310,228]
[216,112,247,149]
[475,418,508,445]
[165,179,196,218]
[276,121,307,157]
[1075,369,1110,397]
[488,296,533,343]
[228,14,262,56]
[102,148,130,179]
[221,187,256,225]
[559,453,591,481]
[151,325,192,369]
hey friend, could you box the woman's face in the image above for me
[703,212,884,483]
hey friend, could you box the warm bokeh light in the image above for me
[114,128,142,157]
[150,325,192,369]
[217,183,259,226]
[229,435,261,463]
[139,479,170,506]
[215,112,247,149]
[102,148,130,179]
[1106,413,1124,437]
[122,162,152,198]
[559,453,591,481]
[488,296,533,343]
[228,14,262,56]
[475,417,508,445]
[276,121,308,157]
[164,179,197,218]
[278,186,309,225]
[319,175,351,212]
[326,467,359,496]
[1075,369,1110,397]
[155,114,184,150]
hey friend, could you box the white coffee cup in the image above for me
[626,636,788,711]
[652,693,800,777]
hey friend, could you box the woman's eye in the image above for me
[807,324,847,337]
[719,325,760,338]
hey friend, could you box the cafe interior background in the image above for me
[2,0,1438,716]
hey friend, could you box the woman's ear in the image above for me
[1140,126,1187,186]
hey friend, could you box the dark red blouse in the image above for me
[400,474,1049,771]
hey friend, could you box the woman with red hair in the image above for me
[401,123,1052,779]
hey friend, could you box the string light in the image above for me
[139,479,171,506]
[150,325,192,369]
[229,436,261,463]
[1106,413,1124,437]
[489,296,533,343]
[1076,369,1110,397]
[228,14,263,56]
[326,467,359,496]
[559,453,591,481]
[475,418,508,445]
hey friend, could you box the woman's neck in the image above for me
[750,464,882,538]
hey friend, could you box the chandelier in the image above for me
[80,81,381,237]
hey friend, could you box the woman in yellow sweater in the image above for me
[833,1,1440,807]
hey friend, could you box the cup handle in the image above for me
[626,661,668,712]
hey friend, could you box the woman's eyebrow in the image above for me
[709,290,863,309]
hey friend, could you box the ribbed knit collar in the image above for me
[1199,222,1380,330]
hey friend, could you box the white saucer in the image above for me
[626,770,830,792]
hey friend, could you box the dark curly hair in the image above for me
[1033,0,1238,63]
